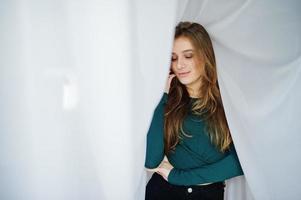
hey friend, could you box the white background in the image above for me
[0,0,300,199]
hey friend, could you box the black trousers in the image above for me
[145,172,225,200]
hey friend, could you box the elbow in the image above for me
[145,152,164,169]
[145,160,161,169]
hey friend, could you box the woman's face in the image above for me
[171,36,204,94]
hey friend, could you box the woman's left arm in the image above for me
[159,144,244,186]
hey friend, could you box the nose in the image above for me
[176,58,185,70]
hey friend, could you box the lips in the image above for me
[178,71,190,77]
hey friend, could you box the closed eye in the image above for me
[185,54,193,59]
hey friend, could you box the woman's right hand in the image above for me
[164,74,176,94]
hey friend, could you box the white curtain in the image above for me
[0,0,300,200]
[179,1,301,200]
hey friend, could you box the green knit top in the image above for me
[145,93,244,186]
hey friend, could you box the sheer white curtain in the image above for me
[0,0,300,200]
[0,0,177,199]
[176,1,301,200]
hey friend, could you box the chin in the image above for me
[178,78,193,85]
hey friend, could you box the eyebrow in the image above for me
[172,49,194,54]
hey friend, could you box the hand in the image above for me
[164,74,176,94]
[157,156,174,181]
[145,156,174,181]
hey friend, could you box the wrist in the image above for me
[167,167,175,182]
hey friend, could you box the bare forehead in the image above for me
[172,37,195,54]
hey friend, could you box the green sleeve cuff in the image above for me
[167,167,176,182]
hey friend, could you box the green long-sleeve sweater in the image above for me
[145,93,244,186]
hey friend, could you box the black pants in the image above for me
[145,172,225,200]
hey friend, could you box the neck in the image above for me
[186,87,200,98]
[186,77,202,98]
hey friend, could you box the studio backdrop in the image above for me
[0,0,300,199]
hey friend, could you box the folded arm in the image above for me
[167,144,244,186]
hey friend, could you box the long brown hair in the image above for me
[164,21,232,155]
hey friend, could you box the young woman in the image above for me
[144,21,244,200]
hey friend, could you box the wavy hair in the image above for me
[164,21,232,155]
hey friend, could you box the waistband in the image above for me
[153,172,225,189]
